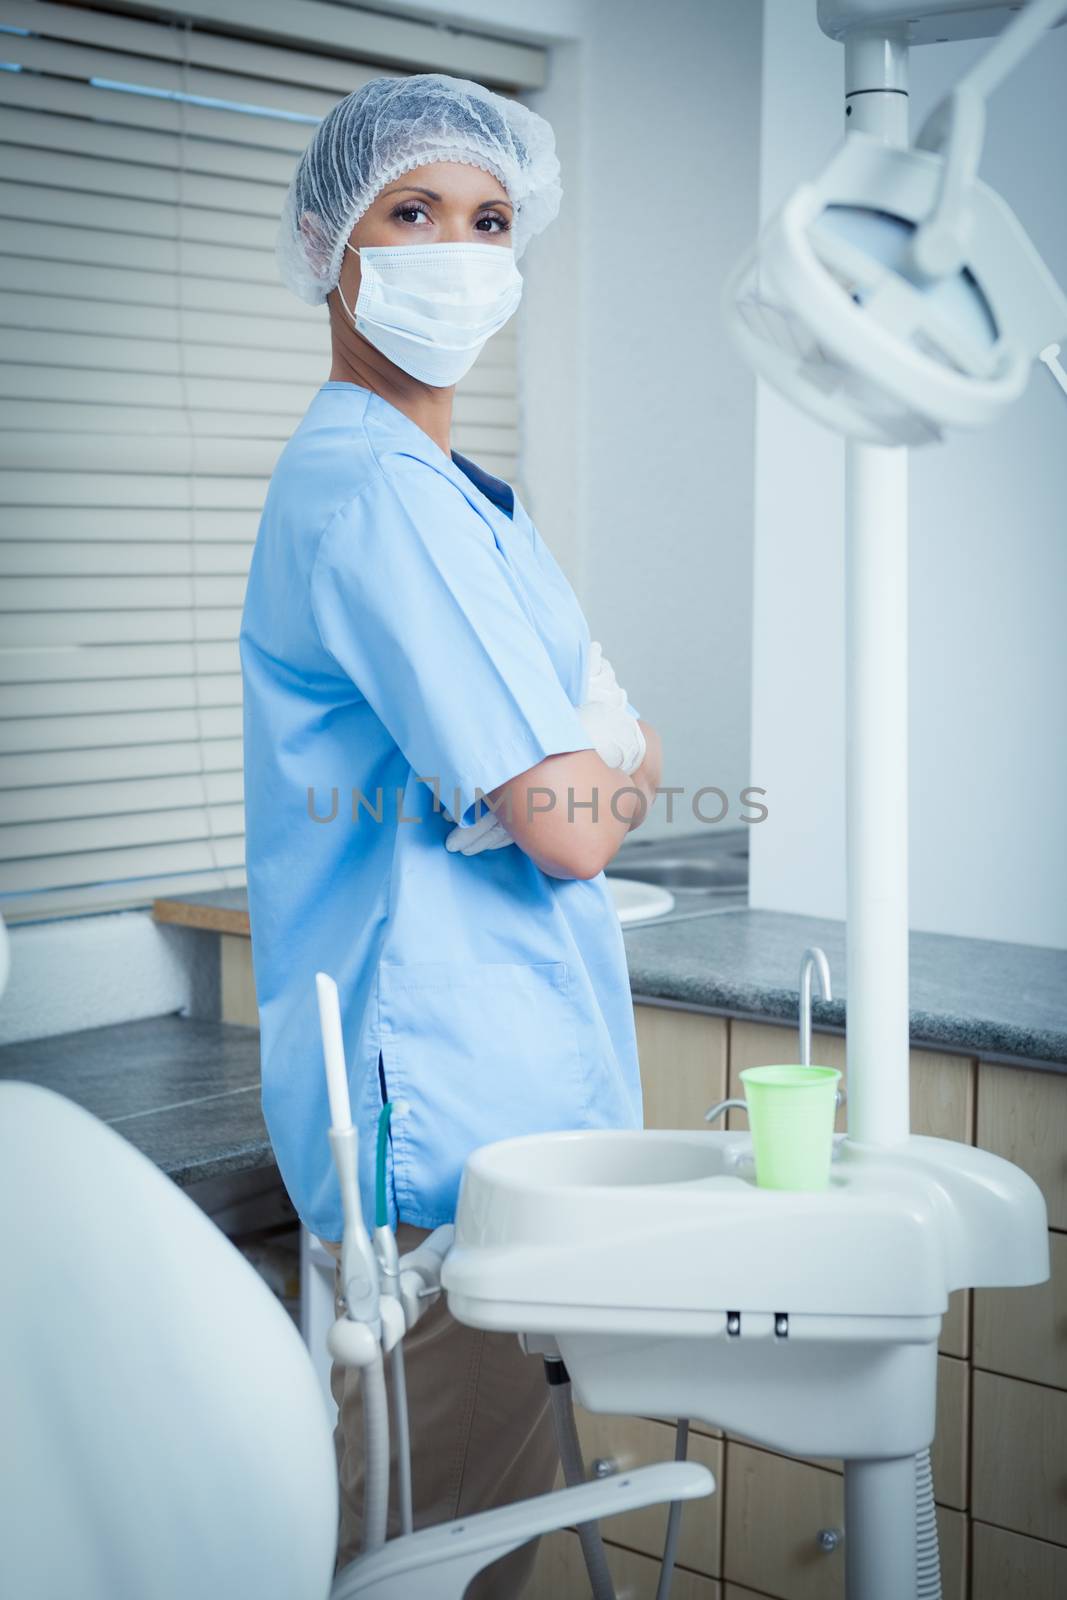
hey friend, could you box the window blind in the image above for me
[0,0,538,920]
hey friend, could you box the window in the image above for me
[0,0,543,919]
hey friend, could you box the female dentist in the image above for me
[239,73,662,1596]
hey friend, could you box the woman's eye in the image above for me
[390,202,510,233]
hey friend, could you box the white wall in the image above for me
[540,0,762,841]
[749,0,1067,947]
[0,913,219,1045]
[408,0,764,839]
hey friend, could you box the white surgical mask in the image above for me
[337,240,523,388]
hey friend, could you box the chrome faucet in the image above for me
[704,947,836,1126]
[704,1097,747,1125]
[799,946,832,1067]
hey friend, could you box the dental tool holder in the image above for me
[445,1127,1048,1464]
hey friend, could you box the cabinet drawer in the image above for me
[974,1229,1067,1390]
[554,1410,723,1578]
[977,1064,1067,1232]
[722,1442,966,1600]
[529,1527,721,1599]
[722,1442,844,1600]
[635,1004,728,1130]
[727,1021,973,1356]
[971,1519,1067,1600]
[972,1370,1067,1546]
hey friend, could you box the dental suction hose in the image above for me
[916,1447,942,1600]
[316,973,390,1555]
[375,1101,414,1538]
[654,1419,690,1600]
[359,1349,390,1553]
[545,1358,616,1600]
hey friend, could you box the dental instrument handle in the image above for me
[315,971,352,1131]
[329,1125,380,1331]
[397,1224,455,1329]
[399,1223,455,1282]
[375,1223,399,1288]
[1039,343,1067,402]
[372,1216,413,1533]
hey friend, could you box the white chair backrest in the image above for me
[0,1081,338,1600]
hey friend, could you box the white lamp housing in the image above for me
[725,130,1067,445]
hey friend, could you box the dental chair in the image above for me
[0,1079,710,1600]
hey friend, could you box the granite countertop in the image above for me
[4,890,1064,1201]
[0,1016,271,1187]
[156,887,1067,1071]
[623,907,1067,1071]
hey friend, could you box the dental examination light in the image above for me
[666,4,1060,1595]
[726,0,1067,445]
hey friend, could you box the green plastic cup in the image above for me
[739,1064,842,1191]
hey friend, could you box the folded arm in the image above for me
[487,718,662,880]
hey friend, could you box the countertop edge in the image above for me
[151,894,1067,1075]
[629,991,1067,1074]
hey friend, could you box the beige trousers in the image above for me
[323,1226,559,1598]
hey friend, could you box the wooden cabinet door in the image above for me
[529,1526,721,1599]
[972,1370,1067,1547]
[971,1520,1067,1600]
[974,1228,1067,1391]
[722,1441,966,1600]
[722,1442,845,1600]
[634,1004,728,1130]
[977,1063,1067,1231]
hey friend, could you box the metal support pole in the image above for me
[839,35,932,1600]
[843,32,912,1148]
[844,1456,919,1600]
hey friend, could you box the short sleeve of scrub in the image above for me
[309,452,596,829]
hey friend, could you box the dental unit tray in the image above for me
[443,1127,1048,1461]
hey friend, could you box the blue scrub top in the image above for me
[239,383,643,1241]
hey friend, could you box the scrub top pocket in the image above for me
[376,958,590,1226]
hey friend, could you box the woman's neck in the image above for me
[328,346,454,459]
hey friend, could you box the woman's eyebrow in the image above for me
[383,184,513,209]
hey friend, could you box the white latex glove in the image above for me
[442,640,645,856]
[583,640,628,709]
[580,641,646,774]
[577,697,646,775]
[443,802,513,856]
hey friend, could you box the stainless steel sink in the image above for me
[613,858,744,891]
[605,828,749,920]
